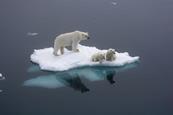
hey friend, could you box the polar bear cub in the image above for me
[105,48,116,61]
[53,31,90,56]
[91,49,116,63]
[91,52,105,63]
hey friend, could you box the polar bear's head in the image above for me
[107,49,116,55]
[76,31,90,40]
[105,48,116,61]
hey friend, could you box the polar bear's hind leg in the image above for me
[60,47,64,54]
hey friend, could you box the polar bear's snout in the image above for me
[82,32,90,40]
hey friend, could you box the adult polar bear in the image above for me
[53,31,90,56]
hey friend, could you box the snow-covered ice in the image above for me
[30,44,139,71]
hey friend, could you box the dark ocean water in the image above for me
[0,0,173,114]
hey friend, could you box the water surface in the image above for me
[0,0,173,114]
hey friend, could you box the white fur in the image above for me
[105,48,116,61]
[91,52,105,63]
[91,49,116,63]
[53,31,89,56]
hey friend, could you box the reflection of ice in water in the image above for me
[24,62,139,92]
[74,68,105,81]
[27,32,39,36]
[24,72,90,93]
[24,74,65,88]
[27,65,41,73]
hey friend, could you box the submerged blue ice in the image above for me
[24,74,65,88]
[24,62,139,92]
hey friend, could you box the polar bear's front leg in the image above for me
[53,48,59,56]
[53,42,60,56]
[72,41,79,52]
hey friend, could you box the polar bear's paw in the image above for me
[53,51,59,56]
[75,49,79,52]
[73,49,80,52]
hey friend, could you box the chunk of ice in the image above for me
[30,44,139,71]
[27,32,38,36]
[0,73,5,80]
[111,1,117,6]
[24,75,65,88]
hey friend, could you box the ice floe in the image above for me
[30,44,139,71]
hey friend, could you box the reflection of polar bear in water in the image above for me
[53,31,90,56]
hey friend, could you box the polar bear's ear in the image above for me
[109,48,115,51]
